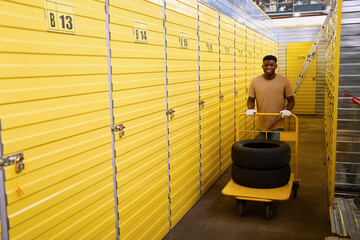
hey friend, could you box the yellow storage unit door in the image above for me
[0,0,116,239]
[254,33,263,77]
[286,42,316,114]
[262,38,270,57]
[198,4,220,194]
[245,28,255,138]
[219,14,235,174]
[165,0,200,227]
[109,1,169,239]
[271,40,279,58]
[246,28,255,81]
[235,23,247,141]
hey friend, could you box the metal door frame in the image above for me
[105,0,120,238]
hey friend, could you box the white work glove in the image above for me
[246,109,257,116]
[280,110,291,118]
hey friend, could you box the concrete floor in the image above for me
[164,115,332,240]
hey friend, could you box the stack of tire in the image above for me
[231,139,291,188]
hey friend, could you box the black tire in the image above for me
[231,164,291,189]
[231,139,291,169]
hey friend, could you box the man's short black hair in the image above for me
[263,55,277,62]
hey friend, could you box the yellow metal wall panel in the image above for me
[246,28,255,81]
[220,14,235,174]
[324,0,341,204]
[30,194,114,240]
[93,224,117,240]
[165,0,200,227]
[10,181,115,239]
[269,40,278,56]
[0,0,116,239]
[8,164,113,239]
[123,208,168,240]
[0,75,108,106]
[5,144,112,205]
[287,42,317,114]
[245,28,255,138]
[119,183,168,237]
[235,23,247,140]
[3,110,109,154]
[171,184,199,226]
[199,5,220,194]
[255,34,263,76]
[108,1,169,239]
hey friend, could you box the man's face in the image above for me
[262,60,277,76]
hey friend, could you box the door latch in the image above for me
[234,90,238,97]
[219,94,224,100]
[112,124,125,136]
[199,100,205,108]
[166,109,175,119]
[1,152,25,172]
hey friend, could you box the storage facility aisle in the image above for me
[163,116,331,240]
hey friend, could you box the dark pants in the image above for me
[260,128,284,141]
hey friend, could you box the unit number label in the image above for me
[46,0,75,34]
[207,39,213,52]
[179,32,188,48]
[134,21,148,43]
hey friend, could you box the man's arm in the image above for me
[247,97,255,109]
[286,96,295,111]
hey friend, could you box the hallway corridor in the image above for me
[164,115,332,240]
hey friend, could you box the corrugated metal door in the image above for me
[254,33,263,76]
[287,42,317,114]
[165,0,200,227]
[334,0,359,197]
[270,39,279,58]
[108,1,169,239]
[263,38,270,57]
[219,14,235,174]
[235,22,246,140]
[0,0,116,239]
[245,28,255,138]
[246,28,256,84]
[198,4,220,194]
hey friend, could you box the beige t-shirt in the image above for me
[248,74,294,131]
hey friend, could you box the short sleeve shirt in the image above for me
[248,74,294,131]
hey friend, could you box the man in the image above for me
[246,55,295,141]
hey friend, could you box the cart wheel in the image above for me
[237,200,247,217]
[265,202,274,219]
[292,182,299,198]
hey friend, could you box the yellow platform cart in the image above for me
[222,113,300,219]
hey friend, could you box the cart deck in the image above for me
[222,174,294,202]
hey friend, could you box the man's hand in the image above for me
[246,109,257,116]
[280,110,291,118]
